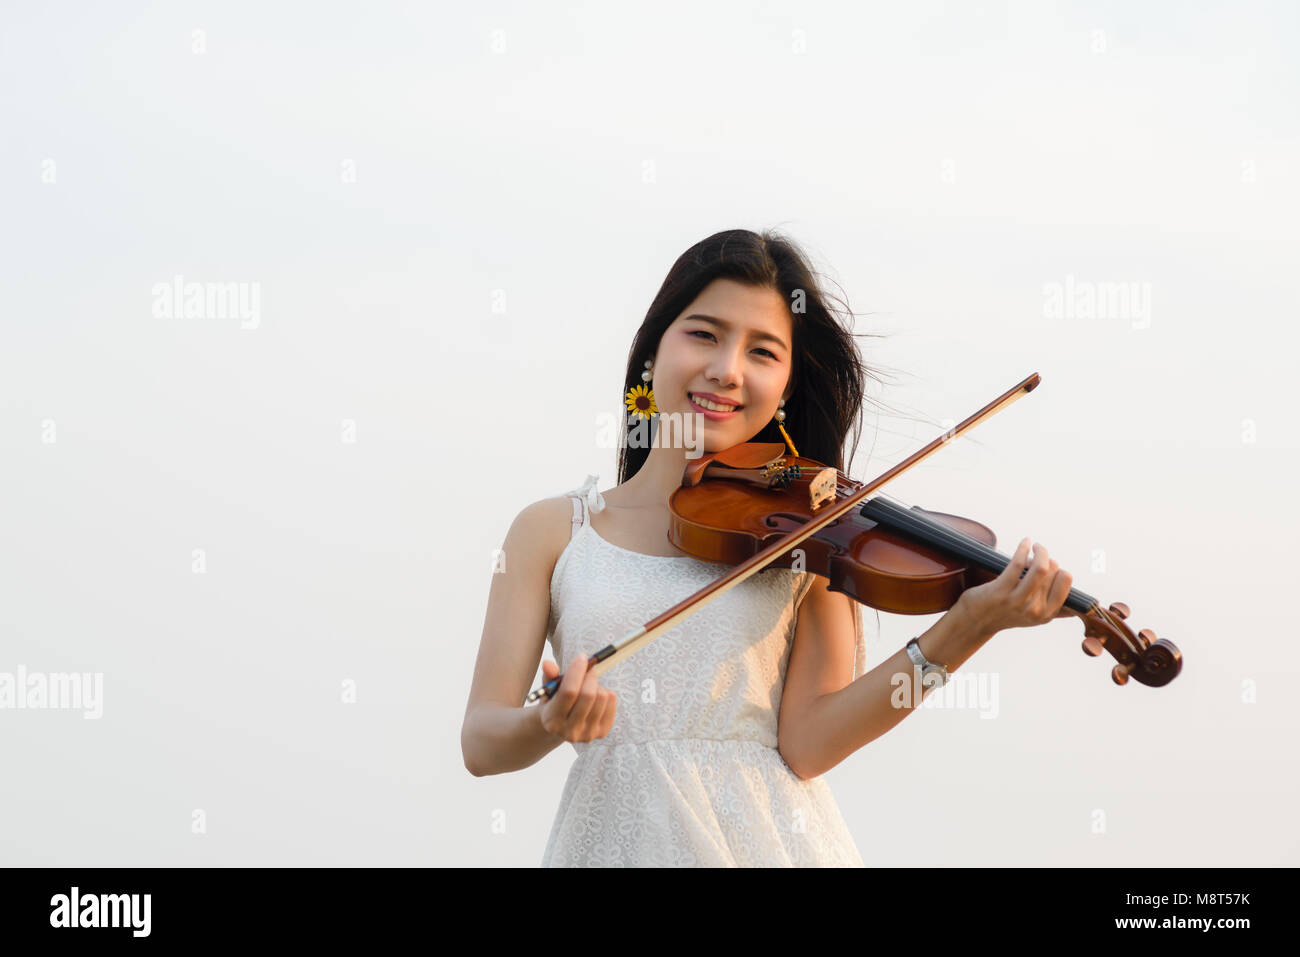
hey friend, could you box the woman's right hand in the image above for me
[539,654,618,743]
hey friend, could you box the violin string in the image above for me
[881,494,1032,575]
[863,489,1094,609]
[871,490,1030,573]
[868,490,1010,569]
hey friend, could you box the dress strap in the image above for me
[568,496,584,540]
[559,474,606,541]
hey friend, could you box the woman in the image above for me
[461,228,1073,866]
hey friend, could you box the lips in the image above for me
[688,393,744,418]
[688,391,743,410]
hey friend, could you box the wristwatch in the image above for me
[906,637,950,686]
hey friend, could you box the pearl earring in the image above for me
[774,397,799,457]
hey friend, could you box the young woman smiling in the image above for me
[461,228,1073,867]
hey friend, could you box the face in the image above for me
[650,278,794,452]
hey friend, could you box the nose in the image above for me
[706,345,744,391]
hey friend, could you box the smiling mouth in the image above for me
[688,392,743,413]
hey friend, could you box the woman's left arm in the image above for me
[778,537,1070,781]
[777,580,996,780]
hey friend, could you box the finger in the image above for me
[1002,537,1032,586]
[1012,542,1051,600]
[584,691,612,740]
[1007,538,1038,591]
[1045,568,1073,618]
[553,654,587,711]
[566,661,601,730]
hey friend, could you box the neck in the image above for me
[620,441,701,507]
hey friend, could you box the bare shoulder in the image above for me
[505,494,576,576]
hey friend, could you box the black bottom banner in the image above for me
[0,865,1279,944]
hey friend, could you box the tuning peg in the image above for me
[1138,628,1156,649]
[1081,636,1104,657]
[1108,601,1130,620]
[1111,663,1131,686]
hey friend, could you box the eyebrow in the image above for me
[683,314,789,352]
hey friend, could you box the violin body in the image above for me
[667,442,1182,688]
[670,455,1001,615]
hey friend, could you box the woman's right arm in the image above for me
[460,498,617,776]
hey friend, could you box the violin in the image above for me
[668,443,1180,687]
[525,373,1181,704]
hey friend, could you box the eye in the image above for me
[688,329,778,359]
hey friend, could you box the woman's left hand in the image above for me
[955,537,1075,634]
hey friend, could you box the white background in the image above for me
[2,1,1296,866]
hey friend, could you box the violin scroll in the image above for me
[1078,601,1181,688]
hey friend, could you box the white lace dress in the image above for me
[540,474,869,867]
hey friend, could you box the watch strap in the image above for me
[906,637,951,686]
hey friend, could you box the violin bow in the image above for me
[525,372,1047,704]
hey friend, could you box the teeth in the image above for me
[691,393,739,412]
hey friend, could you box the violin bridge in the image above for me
[808,468,837,511]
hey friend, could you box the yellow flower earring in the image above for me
[625,357,658,419]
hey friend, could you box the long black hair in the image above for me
[617,228,889,484]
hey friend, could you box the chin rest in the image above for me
[680,442,789,487]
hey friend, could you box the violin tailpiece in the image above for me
[757,458,797,488]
